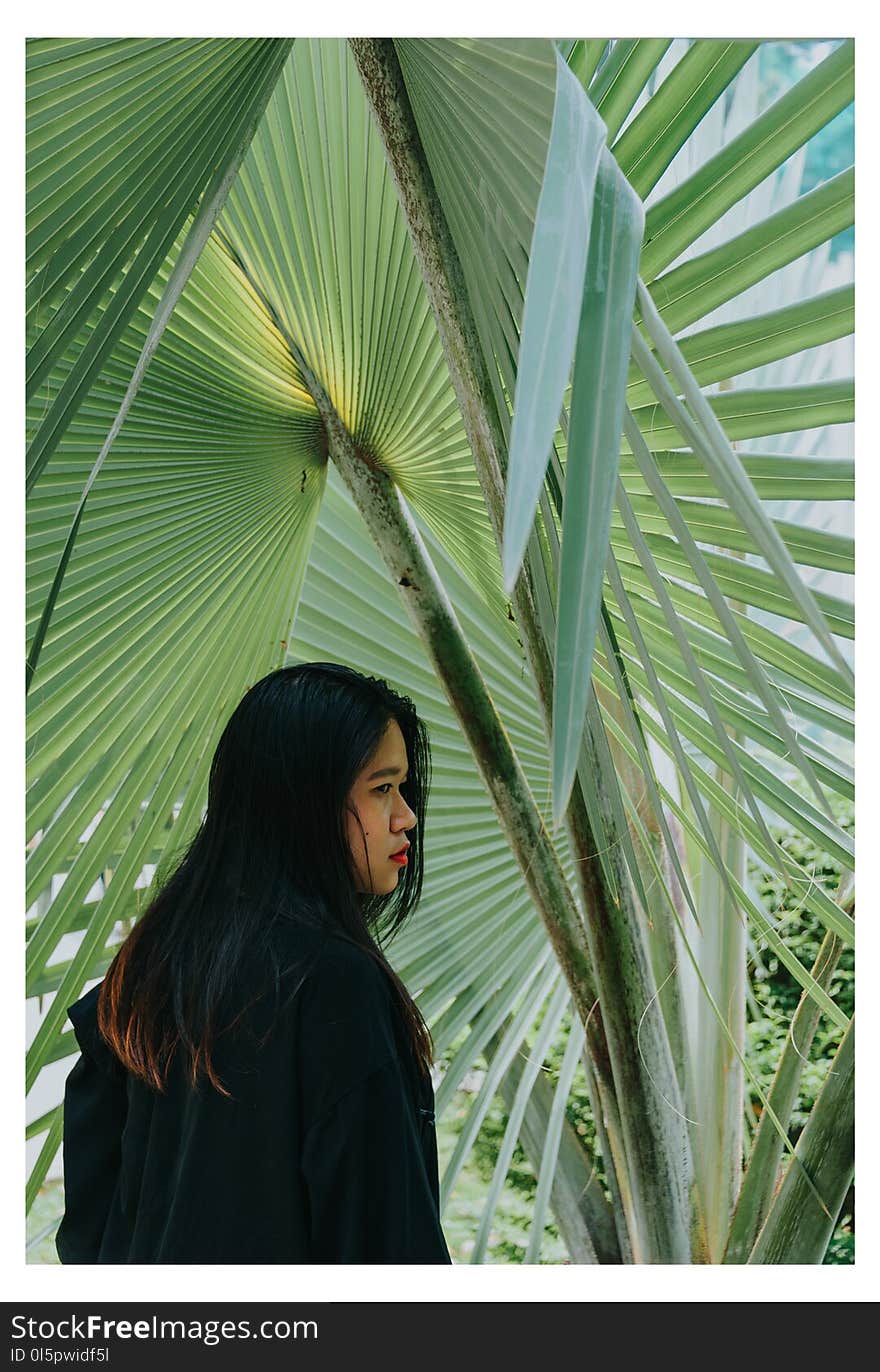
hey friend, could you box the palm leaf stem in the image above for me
[311,376,654,1253]
[534,494,699,1260]
[578,1045,635,1263]
[351,36,695,1262]
[346,41,552,706]
[316,403,598,1028]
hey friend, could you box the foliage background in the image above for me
[25,34,855,1265]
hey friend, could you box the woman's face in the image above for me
[345,717,418,895]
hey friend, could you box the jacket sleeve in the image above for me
[300,1054,452,1264]
[55,985,128,1264]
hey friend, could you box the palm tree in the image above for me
[26,37,854,1263]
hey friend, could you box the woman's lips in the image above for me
[390,852,408,865]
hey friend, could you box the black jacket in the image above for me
[55,924,452,1264]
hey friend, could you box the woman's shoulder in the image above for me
[64,981,121,1078]
[271,917,386,977]
[279,927,397,1049]
[278,925,393,1015]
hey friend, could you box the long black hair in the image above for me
[97,662,434,1095]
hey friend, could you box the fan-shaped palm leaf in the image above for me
[26,36,853,1265]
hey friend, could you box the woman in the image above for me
[55,662,452,1265]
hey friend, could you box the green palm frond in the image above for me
[26,37,853,1266]
[27,39,294,492]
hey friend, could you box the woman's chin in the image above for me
[357,864,403,896]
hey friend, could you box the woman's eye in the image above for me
[377,783,392,794]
